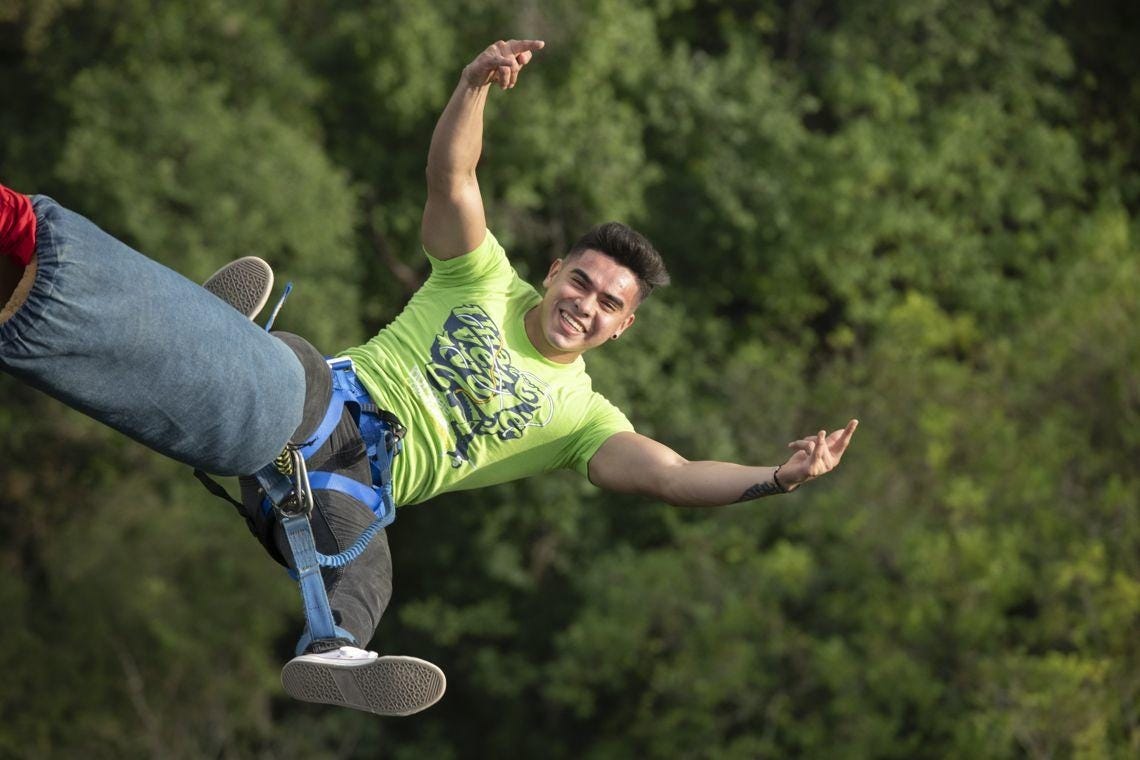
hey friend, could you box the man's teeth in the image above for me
[561,310,585,333]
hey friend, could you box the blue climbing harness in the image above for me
[252,356,403,655]
[193,282,401,655]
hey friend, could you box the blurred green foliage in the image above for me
[1,0,1138,756]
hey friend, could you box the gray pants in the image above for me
[240,479,393,652]
[237,332,395,652]
[234,334,396,656]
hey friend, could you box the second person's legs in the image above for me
[0,193,305,475]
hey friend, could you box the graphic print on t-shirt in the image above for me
[424,305,552,467]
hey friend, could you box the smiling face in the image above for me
[524,248,642,364]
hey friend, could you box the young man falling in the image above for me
[0,39,856,716]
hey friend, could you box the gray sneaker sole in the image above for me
[281,655,446,717]
[202,256,273,320]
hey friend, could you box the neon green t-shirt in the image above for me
[341,231,633,506]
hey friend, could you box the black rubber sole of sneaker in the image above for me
[202,256,273,320]
[281,655,446,717]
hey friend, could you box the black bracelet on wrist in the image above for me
[773,465,789,494]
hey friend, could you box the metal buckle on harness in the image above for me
[268,444,316,518]
[279,446,315,518]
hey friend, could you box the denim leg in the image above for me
[0,196,304,475]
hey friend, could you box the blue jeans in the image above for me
[0,197,392,650]
[0,196,305,475]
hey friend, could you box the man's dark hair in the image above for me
[567,222,670,303]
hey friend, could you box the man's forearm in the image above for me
[426,76,490,189]
[591,424,856,507]
[660,460,790,507]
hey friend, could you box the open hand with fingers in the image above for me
[463,39,545,90]
[778,419,859,491]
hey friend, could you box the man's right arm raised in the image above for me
[421,39,545,261]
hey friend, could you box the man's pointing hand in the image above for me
[463,39,546,90]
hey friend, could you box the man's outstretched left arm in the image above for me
[587,420,858,507]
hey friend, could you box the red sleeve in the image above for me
[0,184,37,266]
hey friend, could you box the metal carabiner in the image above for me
[276,445,315,518]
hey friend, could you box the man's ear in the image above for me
[543,258,564,288]
[611,312,636,340]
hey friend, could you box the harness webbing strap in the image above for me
[307,471,382,513]
[297,380,351,460]
[254,460,295,508]
[282,511,352,646]
[192,468,245,514]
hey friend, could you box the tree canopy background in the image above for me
[1,0,1138,757]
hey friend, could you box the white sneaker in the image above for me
[281,646,446,717]
[202,256,274,320]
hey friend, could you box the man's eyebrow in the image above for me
[570,267,626,309]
